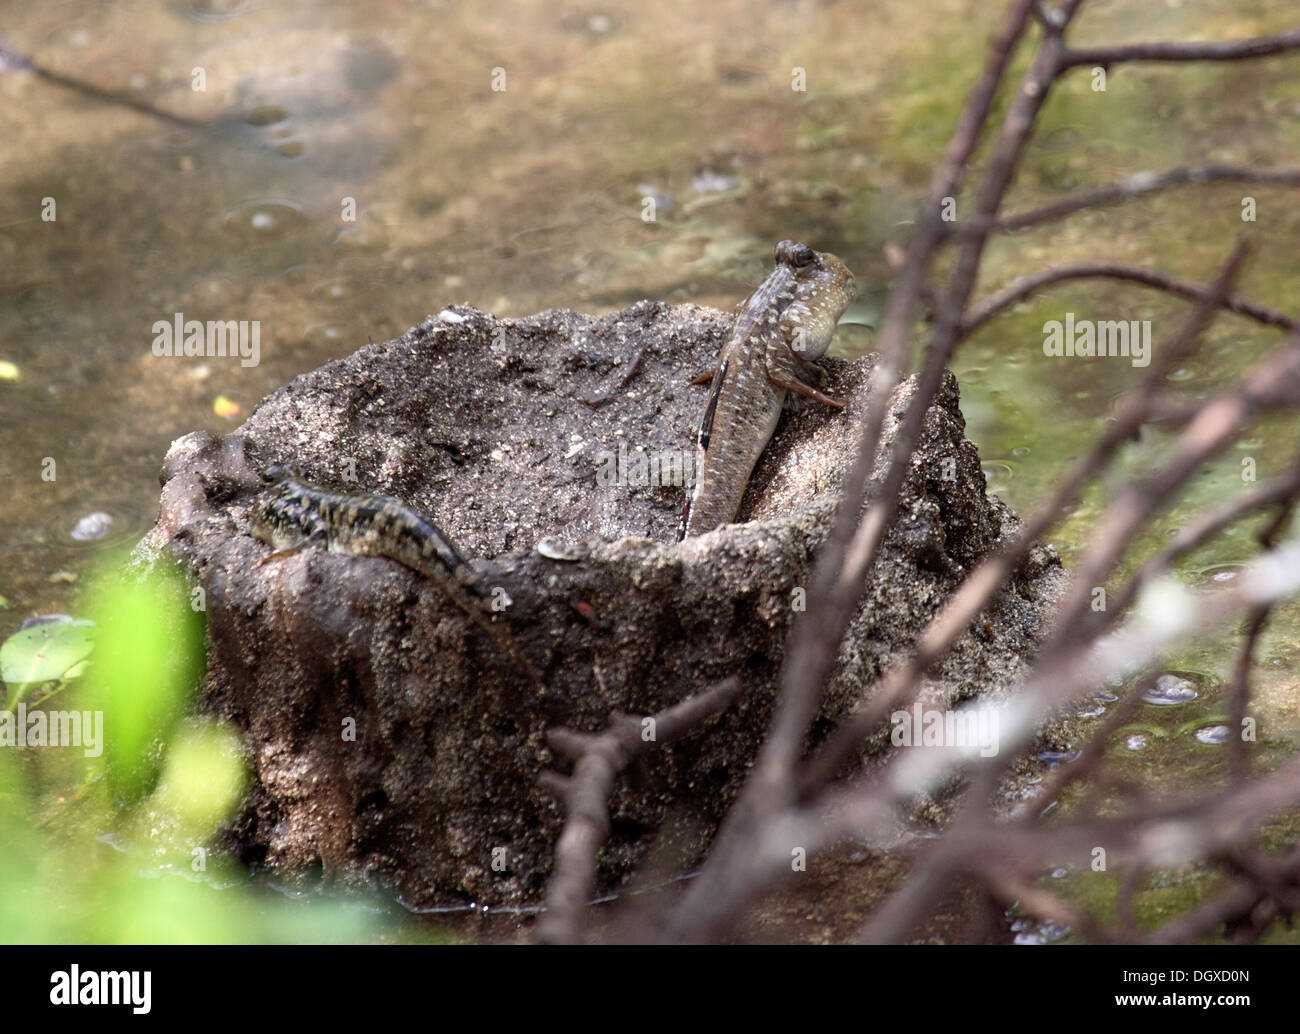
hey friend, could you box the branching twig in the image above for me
[534,677,740,944]
[660,0,1047,941]
[562,2,1300,945]
[801,243,1254,792]
[1102,460,1300,628]
[961,262,1298,337]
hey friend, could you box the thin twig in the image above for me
[1102,460,1300,628]
[534,677,740,943]
[802,243,1253,793]
[1226,496,1295,782]
[986,165,1300,233]
[960,262,1298,337]
[1059,30,1300,69]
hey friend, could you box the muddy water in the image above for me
[1,0,1298,939]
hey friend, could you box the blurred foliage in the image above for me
[0,551,420,944]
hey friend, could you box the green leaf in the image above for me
[0,621,95,704]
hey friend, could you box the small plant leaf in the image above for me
[0,621,95,703]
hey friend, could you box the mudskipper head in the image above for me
[775,240,858,359]
[261,462,306,487]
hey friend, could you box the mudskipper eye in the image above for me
[775,240,815,268]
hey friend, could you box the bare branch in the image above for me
[1059,29,1300,69]
[0,37,208,128]
[661,0,1054,944]
[1102,460,1300,628]
[1148,844,1300,943]
[600,3,1300,947]
[783,0,1084,791]
[1227,497,1294,782]
[961,263,1299,337]
[801,244,1253,792]
[987,165,1300,233]
[534,677,740,944]
[983,870,1112,943]
[768,0,1049,784]
[1045,335,1300,648]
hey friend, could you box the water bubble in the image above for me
[333,224,387,253]
[223,199,307,240]
[1125,733,1148,751]
[1141,673,1199,706]
[1013,919,1070,944]
[1194,725,1231,745]
[981,461,1015,494]
[311,278,355,301]
[1191,564,1244,589]
[70,511,113,541]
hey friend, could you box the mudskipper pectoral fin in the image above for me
[768,367,846,409]
[697,359,729,452]
[793,353,827,386]
[258,544,308,566]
